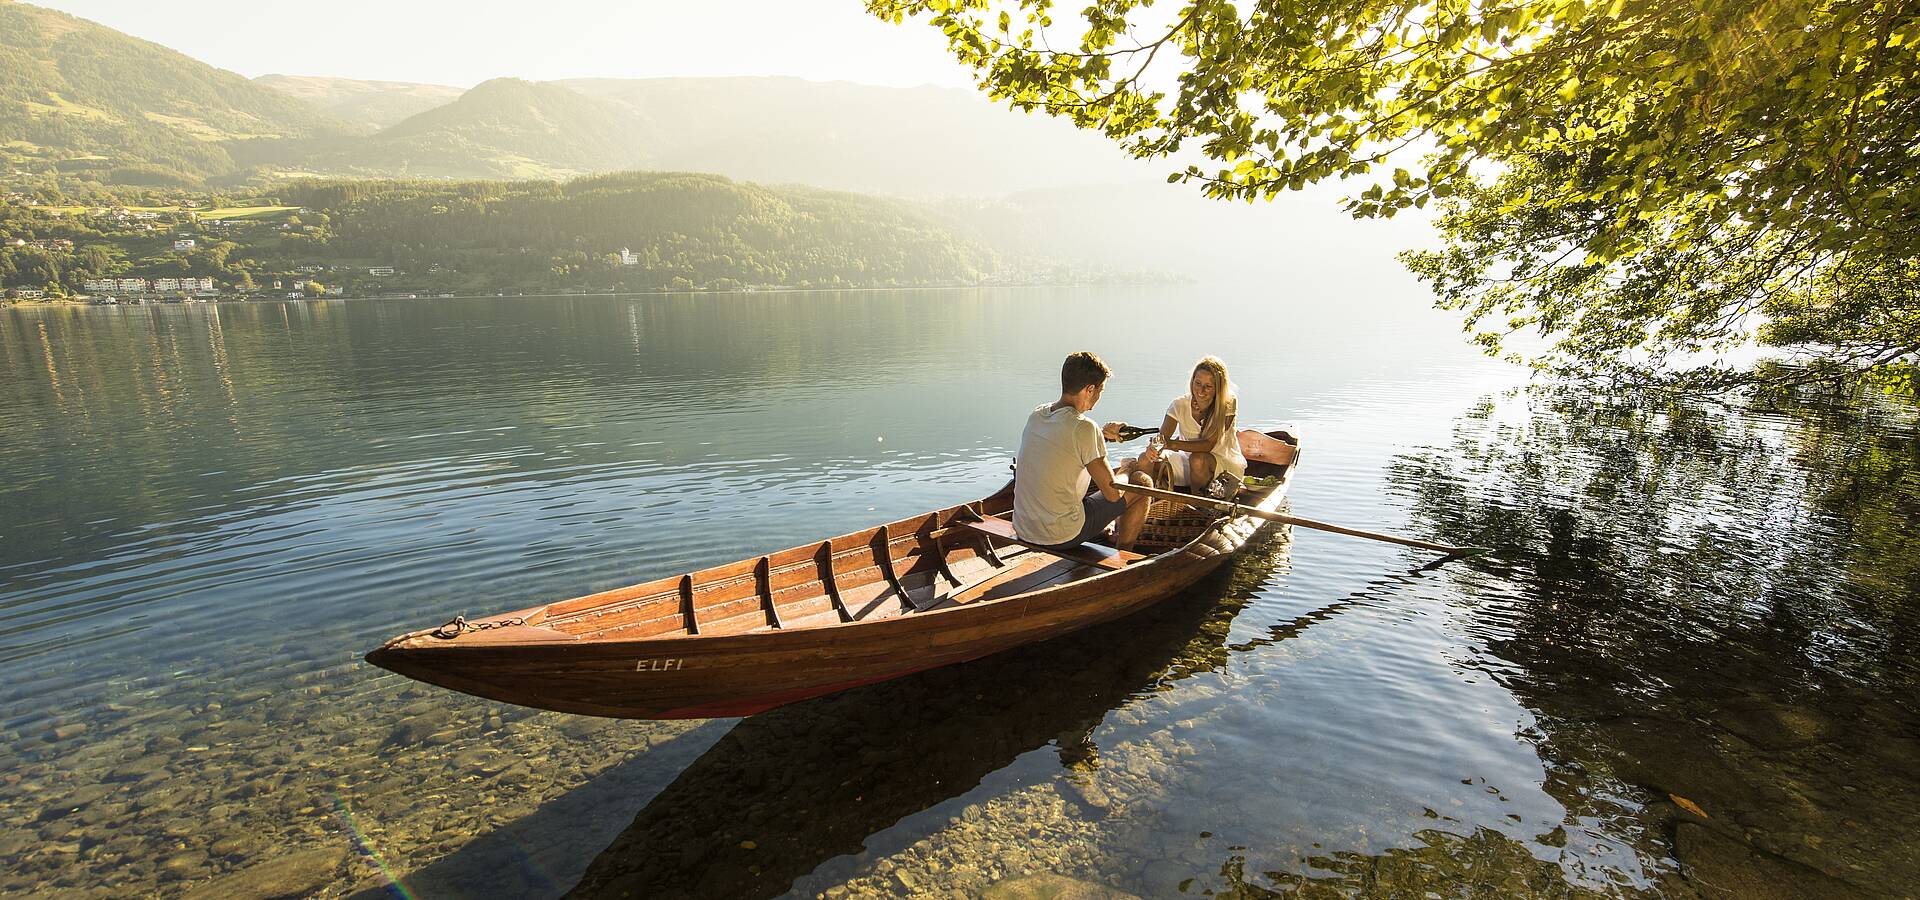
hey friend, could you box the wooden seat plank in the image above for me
[944,555,1077,606]
[959,516,1144,570]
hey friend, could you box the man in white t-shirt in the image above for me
[1013,352,1158,551]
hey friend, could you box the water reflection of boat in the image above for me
[366,430,1300,720]
[563,533,1293,899]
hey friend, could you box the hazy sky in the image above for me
[32,0,977,88]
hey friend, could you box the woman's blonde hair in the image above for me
[1192,355,1234,430]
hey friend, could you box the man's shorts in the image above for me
[1037,492,1128,550]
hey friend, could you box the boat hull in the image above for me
[367,542,1245,719]
[366,430,1297,719]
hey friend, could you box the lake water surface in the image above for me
[2,288,1916,898]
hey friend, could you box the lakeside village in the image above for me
[0,196,660,305]
[3,181,1184,306]
[3,193,398,305]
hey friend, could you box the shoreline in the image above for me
[2,279,1192,309]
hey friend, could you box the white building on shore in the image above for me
[152,277,216,292]
[82,277,216,294]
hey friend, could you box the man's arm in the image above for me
[1086,457,1122,502]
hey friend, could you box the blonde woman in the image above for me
[1158,356,1246,498]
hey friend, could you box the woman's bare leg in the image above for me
[1189,451,1216,493]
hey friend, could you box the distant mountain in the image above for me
[556,76,1148,197]
[294,78,650,180]
[0,3,1346,285]
[1,3,1155,198]
[253,74,461,129]
[0,0,342,185]
[259,74,1152,196]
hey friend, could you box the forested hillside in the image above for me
[2,3,1147,198]
[0,2,1185,291]
[1,172,1021,297]
[0,1,342,185]
[286,172,1000,291]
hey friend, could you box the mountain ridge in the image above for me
[250,72,1151,197]
[1,1,1156,198]
[290,77,651,180]
[252,74,462,129]
[0,1,344,184]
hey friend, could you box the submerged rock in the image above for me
[43,783,117,818]
[107,757,168,782]
[1717,704,1831,751]
[0,830,34,858]
[207,833,255,858]
[160,849,208,879]
[49,723,89,741]
[983,873,1141,900]
[451,749,506,775]
[1673,822,1858,899]
[1138,859,1191,897]
[181,845,347,900]
[1060,779,1112,817]
[384,709,453,747]
[558,716,614,740]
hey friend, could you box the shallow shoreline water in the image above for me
[3,289,1916,898]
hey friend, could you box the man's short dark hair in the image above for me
[1061,351,1111,394]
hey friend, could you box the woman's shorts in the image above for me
[1165,450,1243,488]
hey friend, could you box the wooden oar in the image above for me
[1114,482,1487,557]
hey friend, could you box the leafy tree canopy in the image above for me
[872,0,1920,391]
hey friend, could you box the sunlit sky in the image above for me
[31,0,977,88]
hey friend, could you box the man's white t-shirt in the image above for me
[1013,403,1106,545]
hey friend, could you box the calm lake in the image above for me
[2,287,1915,898]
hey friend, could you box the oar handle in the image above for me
[1113,482,1486,557]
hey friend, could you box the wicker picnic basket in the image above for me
[1134,498,1223,552]
[1131,468,1290,553]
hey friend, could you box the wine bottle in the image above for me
[1112,424,1157,441]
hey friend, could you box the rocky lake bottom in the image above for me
[4,293,1917,897]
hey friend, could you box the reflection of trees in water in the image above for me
[1386,386,1920,895]
[1227,826,1614,898]
[563,533,1293,899]
[0,293,1013,569]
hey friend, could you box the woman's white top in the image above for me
[1167,392,1246,481]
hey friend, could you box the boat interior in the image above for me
[468,430,1299,643]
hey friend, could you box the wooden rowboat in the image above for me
[364,428,1302,719]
